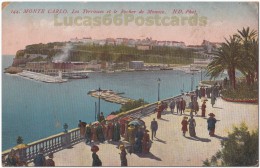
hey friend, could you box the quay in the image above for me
[18,70,67,83]
[88,89,135,105]
[2,94,258,166]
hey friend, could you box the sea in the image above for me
[2,55,222,150]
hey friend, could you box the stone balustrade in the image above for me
[2,94,186,166]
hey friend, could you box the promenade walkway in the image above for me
[35,98,258,166]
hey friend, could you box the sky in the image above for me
[2,2,259,55]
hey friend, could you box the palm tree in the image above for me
[206,36,242,89]
[235,27,258,85]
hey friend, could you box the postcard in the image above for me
[2,1,258,166]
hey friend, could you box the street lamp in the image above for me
[191,72,194,91]
[157,78,161,101]
[97,87,102,121]
[201,67,203,81]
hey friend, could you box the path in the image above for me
[43,98,258,166]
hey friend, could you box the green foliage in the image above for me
[221,81,258,99]
[203,123,258,166]
[16,136,23,144]
[72,44,199,64]
[111,98,148,115]
[206,27,258,89]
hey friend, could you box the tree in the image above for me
[203,123,258,166]
[206,35,242,89]
[235,27,258,85]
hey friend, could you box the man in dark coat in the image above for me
[91,145,102,166]
[207,113,217,136]
[119,145,127,166]
[112,122,121,142]
[169,99,175,114]
[96,123,105,143]
[33,148,46,166]
[85,123,92,144]
[150,118,158,140]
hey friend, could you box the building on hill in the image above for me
[129,61,144,70]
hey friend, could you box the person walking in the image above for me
[91,145,102,166]
[211,94,216,107]
[91,124,98,143]
[113,122,121,142]
[150,118,158,140]
[45,153,55,166]
[142,130,151,154]
[33,148,46,166]
[201,100,207,117]
[207,113,217,136]
[85,123,92,144]
[188,115,196,137]
[157,102,163,119]
[169,99,175,114]
[195,86,199,99]
[194,100,199,116]
[119,145,127,166]
[127,124,136,154]
[176,99,180,114]
[181,117,188,136]
[201,86,206,97]
[96,123,105,143]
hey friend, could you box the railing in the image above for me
[2,93,188,166]
[2,129,82,166]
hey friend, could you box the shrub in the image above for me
[203,122,258,166]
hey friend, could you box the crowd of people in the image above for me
[156,85,220,139]
[4,85,221,167]
[78,116,155,166]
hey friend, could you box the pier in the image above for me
[88,89,135,105]
[18,70,67,83]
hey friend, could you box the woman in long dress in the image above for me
[157,102,163,119]
[201,101,206,117]
[188,116,196,137]
[142,130,151,153]
[181,117,188,136]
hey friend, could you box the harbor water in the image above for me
[2,55,214,150]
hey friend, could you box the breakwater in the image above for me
[88,89,135,105]
[18,70,67,83]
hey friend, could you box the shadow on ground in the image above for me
[134,152,162,161]
[153,137,167,144]
[158,118,169,122]
[184,136,211,142]
[213,134,228,140]
[212,106,223,109]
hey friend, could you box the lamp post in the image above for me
[191,72,194,91]
[97,87,102,121]
[201,67,203,81]
[157,78,161,101]
[95,102,97,121]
